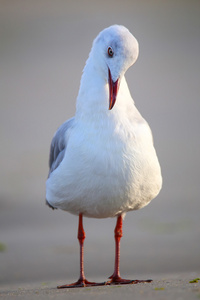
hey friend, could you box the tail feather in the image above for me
[45,199,57,210]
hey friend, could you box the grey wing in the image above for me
[46,117,75,209]
[48,117,75,176]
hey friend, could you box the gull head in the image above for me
[91,25,139,110]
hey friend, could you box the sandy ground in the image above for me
[0,0,200,297]
[0,273,200,300]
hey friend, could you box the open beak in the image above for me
[108,68,120,110]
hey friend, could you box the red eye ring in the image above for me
[108,47,114,57]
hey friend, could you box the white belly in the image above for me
[46,118,162,218]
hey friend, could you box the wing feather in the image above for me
[48,117,74,175]
[46,117,74,209]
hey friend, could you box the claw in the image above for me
[106,276,152,285]
[57,278,106,289]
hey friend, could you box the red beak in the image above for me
[108,68,119,110]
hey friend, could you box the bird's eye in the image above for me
[108,47,114,57]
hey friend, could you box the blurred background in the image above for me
[0,0,200,285]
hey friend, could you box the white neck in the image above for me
[75,56,135,123]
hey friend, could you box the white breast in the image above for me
[46,104,162,218]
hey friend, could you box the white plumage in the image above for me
[46,25,162,287]
[46,25,162,218]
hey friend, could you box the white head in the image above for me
[90,25,139,109]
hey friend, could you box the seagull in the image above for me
[46,25,162,288]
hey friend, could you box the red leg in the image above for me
[57,214,106,288]
[106,215,152,285]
